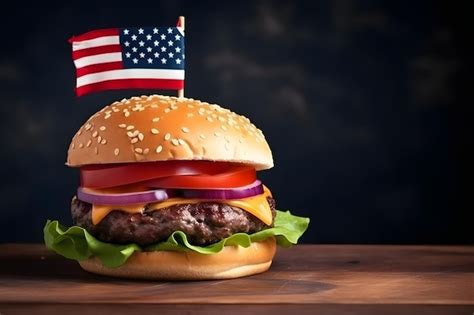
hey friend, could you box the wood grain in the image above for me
[0,244,473,314]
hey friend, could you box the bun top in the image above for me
[67,95,273,170]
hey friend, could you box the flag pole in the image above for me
[177,16,185,98]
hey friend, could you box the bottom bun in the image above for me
[79,237,276,280]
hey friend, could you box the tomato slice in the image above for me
[80,161,256,189]
[141,166,256,189]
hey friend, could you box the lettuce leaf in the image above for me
[44,210,309,268]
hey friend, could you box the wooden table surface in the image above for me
[0,244,472,314]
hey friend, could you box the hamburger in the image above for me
[44,95,309,280]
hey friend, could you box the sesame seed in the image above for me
[79,143,84,148]
[92,131,98,137]
[101,139,107,145]
[187,104,194,108]
[131,138,138,144]
[151,128,159,134]
[77,130,82,136]
[199,134,206,139]
[143,148,150,154]
[105,114,111,119]
[127,131,135,137]
[206,110,212,114]
[134,148,143,154]
[187,113,194,117]
[221,125,227,131]
[86,140,92,147]
[164,108,170,113]
[151,104,158,108]
[114,148,120,156]
[178,139,185,145]
[71,143,75,149]
[85,123,92,130]
[119,124,127,128]
[165,133,171,140]
[105,110,112,115]
[138,133,144,141]
[126,125,135,130]
[181,127,189,133]
[152,117,160,122]
[124,112,130,117]
[214,132,221,137]
[207,117,213,122]
[97,136,102,143]
[170,104,178,110]
[99,126,106,131]
[211,113,217,119]
[156,145,163,153]
[171,139,179,146]
[218,117,225,122]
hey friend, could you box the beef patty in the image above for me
[71,197,276,246]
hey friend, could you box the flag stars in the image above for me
[119,26,184,69]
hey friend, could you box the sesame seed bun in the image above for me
[67,95,273,170]
[79,237,276,280]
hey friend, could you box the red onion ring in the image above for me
[77,188,168,205]
[76,180,263,205]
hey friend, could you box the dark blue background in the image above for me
[0,1,471,244]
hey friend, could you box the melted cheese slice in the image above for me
[91,186,273,226]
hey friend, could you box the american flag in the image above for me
[70,26,185,96]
